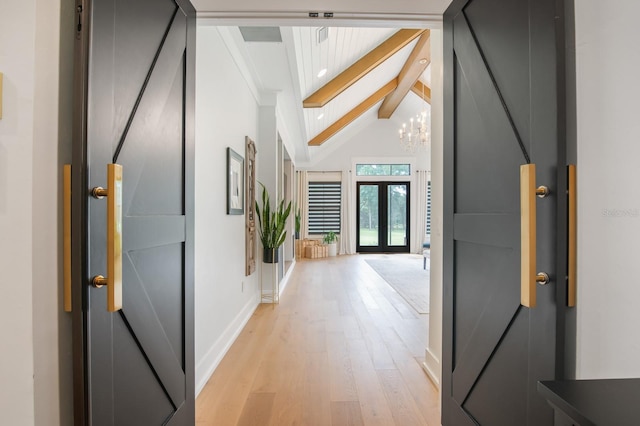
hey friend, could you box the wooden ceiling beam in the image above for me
[411,80,432,104]
[308,79,398,146]
[303,29,425,108]
[378,30,431,119]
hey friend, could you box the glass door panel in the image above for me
[358,184,379,247]
[388,184,408,247]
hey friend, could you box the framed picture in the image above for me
[227,147,244,215]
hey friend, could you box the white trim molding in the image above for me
[195,297,260,396]
[197,12,443,29]
[422,347,441,388]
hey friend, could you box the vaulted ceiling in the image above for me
[192,0,451,163]
[219,25,433,165]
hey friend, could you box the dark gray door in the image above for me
[442,0,571,425]
[72,0,195,424]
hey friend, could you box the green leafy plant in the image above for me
[294,205,301,237]
[323,230,337,244]
[255,183,292,250]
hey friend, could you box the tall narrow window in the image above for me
[308,181,341,234]
[426,181,432,236]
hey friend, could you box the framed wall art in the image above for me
[227,147,244,215]
[245,137,257,276]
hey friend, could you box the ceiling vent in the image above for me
[239,27,282,43]
[317,27,329,44]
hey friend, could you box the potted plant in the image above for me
[294,205,301,240]
[255,183,292,263]
[323,230,338,257]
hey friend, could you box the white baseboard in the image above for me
[195,297,259,396]
[422,347,441,389]
[194,261,295,396]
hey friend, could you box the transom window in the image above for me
[355,163,411,176]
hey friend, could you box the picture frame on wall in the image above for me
[245,137,257,276]
[227,147,244,215]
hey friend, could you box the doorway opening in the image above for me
[195,9,442,420]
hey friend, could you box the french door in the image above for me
[356,182,410,253]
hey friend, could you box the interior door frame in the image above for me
[441,0,577,424]
[70,0,197,423]
[356,181,411,253]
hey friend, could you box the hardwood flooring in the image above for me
[196,254,440,426]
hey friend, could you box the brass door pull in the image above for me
[63,165,72,312]
[568,165,577,307]
[91,164,123,312]
[520,164,550,308]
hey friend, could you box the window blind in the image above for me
[308,181,341,234]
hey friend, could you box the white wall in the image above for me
[0,0,74,424]
[283,159,295,262]
[575,0,640,379]
[0,2,37,423]
[194,25,261,393]
[256,102,284,296]
[305,115,430,172]
[424,29,443,387]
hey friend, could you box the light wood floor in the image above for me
[196,254,440,426]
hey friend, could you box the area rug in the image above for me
[365,254,430,314]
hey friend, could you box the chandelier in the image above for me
[398,83,431,153]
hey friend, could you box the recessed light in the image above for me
[317,113,324,120]
[317,68,327,78]
[419,58,428,65]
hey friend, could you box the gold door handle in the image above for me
[568,165,577,307]
[91,164,123,312]
[520,164,550,308]
[63,165,72,312]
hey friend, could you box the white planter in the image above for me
[328,243,337,257]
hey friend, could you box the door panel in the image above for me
[387,184,408,247]
[358,184,379,247]
[113,315,176,425]
[443,0,570,425]
[73,0,196,424]
[357,182,410,253]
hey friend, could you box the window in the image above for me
[356,163,411,176]
[308,182,341,234]
[426,181,432,235]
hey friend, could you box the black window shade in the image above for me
[308,181,341,234]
